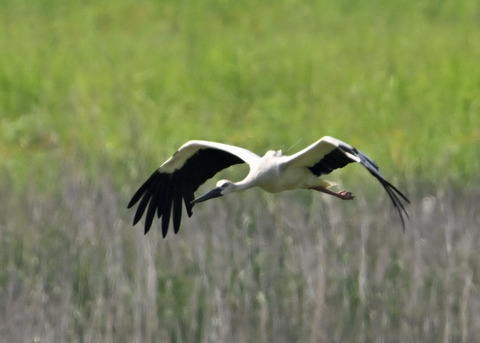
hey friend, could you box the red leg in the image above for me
[310,186,355,200]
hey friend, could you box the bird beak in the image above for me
[191,187,223,204]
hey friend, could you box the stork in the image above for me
[128,136,409,237]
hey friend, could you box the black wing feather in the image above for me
[309,142,410,230]
[172,194,183,234]
[308,148,354,176]
[144,179,159,231]
[128,148,245,236]
[128,171,157,210]
[155,182,166,218]
[161,180,173,238]
[132,178,156,226]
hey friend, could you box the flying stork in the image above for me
[128,136,409,237]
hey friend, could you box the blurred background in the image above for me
[1,0,479,342]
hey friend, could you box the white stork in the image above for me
[128,136,409,237]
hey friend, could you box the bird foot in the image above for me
[336,190,355,200]
[310,186,355,200]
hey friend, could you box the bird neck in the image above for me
[232,178,258,193]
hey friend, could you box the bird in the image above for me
[128,136,410,237]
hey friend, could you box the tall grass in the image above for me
[1,170,479,342]
[1,0,480,341]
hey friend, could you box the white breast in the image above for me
[247,155,317,193]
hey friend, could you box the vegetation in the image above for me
[0,0,479,341]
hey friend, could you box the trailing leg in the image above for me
[310,185,355,200]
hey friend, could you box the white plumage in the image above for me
[128,136,409,237]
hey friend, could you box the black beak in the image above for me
[191,187,223,204]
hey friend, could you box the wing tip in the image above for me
[381,179,410,231]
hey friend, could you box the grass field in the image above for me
[1,0,480,342]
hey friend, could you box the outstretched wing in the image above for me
[286,136,410,229]
[128,140,260,237]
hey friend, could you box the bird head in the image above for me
[191,180,235,204]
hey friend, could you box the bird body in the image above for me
[128,136,409,237]
[240,152,321,193]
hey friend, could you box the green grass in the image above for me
[1,0,479,183]
[1,0,480,341]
